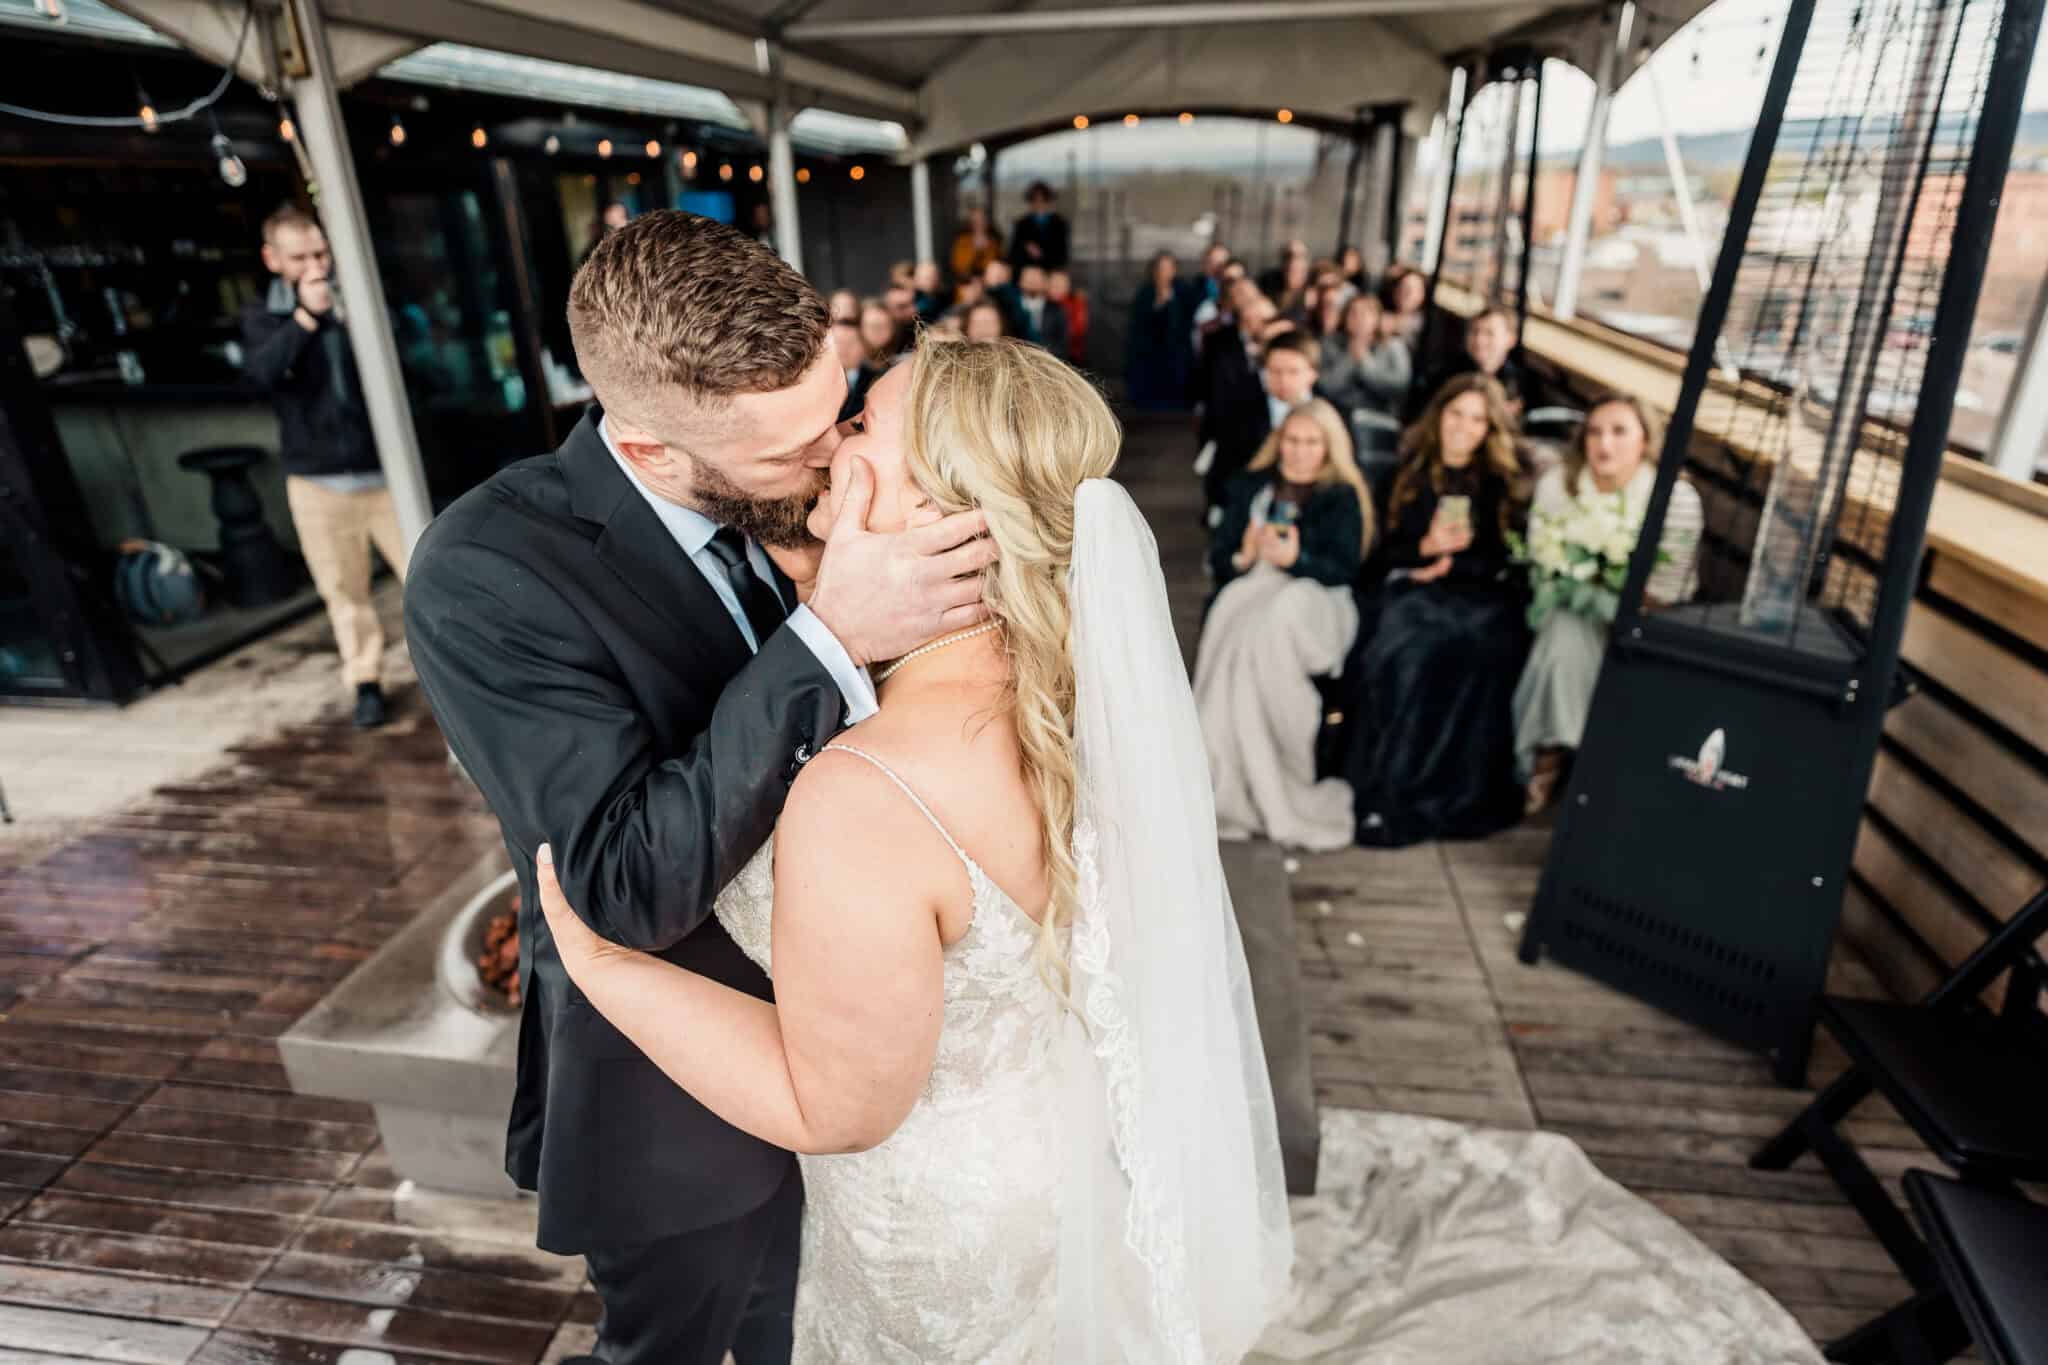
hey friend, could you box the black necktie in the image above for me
[704,527,787,647]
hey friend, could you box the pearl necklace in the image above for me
[874,622,1000,683]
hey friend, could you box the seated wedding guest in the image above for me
[1340,245,1369,292]
[1195,399,1374,850]
[1407,307,1540,424]
[858,297,901,365]
[832,317,882,422]
[1014,264,1070,360]
[1513,394,1702,814]
[1191,258,1250,349]
[930,306,967,338]
[949,205,1003,282]
[1310,283,1347,341]
[911,261,946,322]
[982,259,1024,335]
[1203,328,1319,516]
[1125,251,1195,410]
[1319,292,1413,420]
[1259,239,1310,299]
[954,275,988,310]
[1274,255,1314,325]
[1337,374,1532,847]
[887,260,916,291]
[1194,284,1272,466]
[1380,264,1428,349]
[964,298,1008,342]
[1048,268,1089,365]
[827,288,860,325]
[1007,181,1071,269]
[883,284,920,343]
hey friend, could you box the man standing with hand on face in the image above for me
[404,212,996,1365]
[242,204,408,729]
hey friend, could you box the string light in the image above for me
[597,138,613,158]
[209,122,246,187]
[389,115,407,147]
[278,116,295,143]
[719,162,734,181]
[748,164,764,182]
[850,164,866,181]
[1123,113,1139,127]
[645,139,661,158]
[796,167,810,184]
[544,134,560,154]
[682,149,698,169]
[471,126,488,149]
[138,94,159,133]
[627,171,641,185]
[1073,115,1090,130]
[1179,112,1194,125]
[1276,108,1293,124]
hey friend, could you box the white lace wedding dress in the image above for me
[714,743,1070,1363]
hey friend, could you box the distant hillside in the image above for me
[1566,109,2048,172]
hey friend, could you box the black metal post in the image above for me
[1423,64,1472,367]
[1516,59,1546,347]
[491,157,559,452]
[1335,114,1367,256]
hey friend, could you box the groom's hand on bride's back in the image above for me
[807,455,997,667]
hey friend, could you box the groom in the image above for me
[404,213,994,1363]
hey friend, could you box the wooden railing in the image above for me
[1432,285,2048,1006]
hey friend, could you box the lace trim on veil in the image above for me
[1069,814,1207,1364]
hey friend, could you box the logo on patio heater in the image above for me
[1669,728,1751,791]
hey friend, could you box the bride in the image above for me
[532,336,1295,1361]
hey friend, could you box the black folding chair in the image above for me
[1750,887,2048,1362]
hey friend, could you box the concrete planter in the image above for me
[281,849,523,1199]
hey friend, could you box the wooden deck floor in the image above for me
[0,416,1925,1361]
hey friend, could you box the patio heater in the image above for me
[1517,0,2043,1086]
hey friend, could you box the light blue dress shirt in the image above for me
[599,418,878,724]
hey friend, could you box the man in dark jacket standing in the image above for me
[1006,181,1070,271]
[241,204,405,728]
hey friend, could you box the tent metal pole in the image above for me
[1988,275,2048,481]
[911,158,936,266]
[283,0,433,550]
[1556,4,1629,321]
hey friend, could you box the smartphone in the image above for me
[1436,494,1471,532]
[1266,499,1299,529]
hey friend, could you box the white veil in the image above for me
[1054,478,1295,1362]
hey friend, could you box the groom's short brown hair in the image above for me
[568,210,828,439]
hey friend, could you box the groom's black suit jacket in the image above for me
[404,408,844,1255]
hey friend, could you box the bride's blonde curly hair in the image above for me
[901,337,1121,993]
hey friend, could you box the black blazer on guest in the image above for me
[1196,327,1273,507]
[1209,472,1366,592]
[404,408,845,1256]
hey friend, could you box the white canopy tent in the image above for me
[85,0,1714,543]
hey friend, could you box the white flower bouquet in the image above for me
[1506,488,1656,630]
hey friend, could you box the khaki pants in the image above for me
[285,476,410,689]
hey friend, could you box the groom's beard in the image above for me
[687,454,826,550]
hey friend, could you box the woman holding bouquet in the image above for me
[1196,399,1373,850]
[1513,395,1703,813]
[1338,374,1532,847]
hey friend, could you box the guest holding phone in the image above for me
[1334,374,1532,847]
[1195,400,1373,851]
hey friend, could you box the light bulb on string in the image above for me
[850,164,865,181]
[1123,113,1139,127]
[1276,108,1293,124]
[796,167,810,184]
[646,139,661,158]
[389,115,407,147]
[1073,115,1089,130]
[471,126,488,149]
[748,164,764,183]
[138,93,159,133]
[279,116,295,142]
[682,150,698,170]
[598,138,613,158]
[209,128,247,188]
[719,162,733,181]
[544,134,560,155]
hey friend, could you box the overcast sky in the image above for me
[998,0,2048,180]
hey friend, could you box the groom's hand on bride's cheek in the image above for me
[807,456,999,667]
